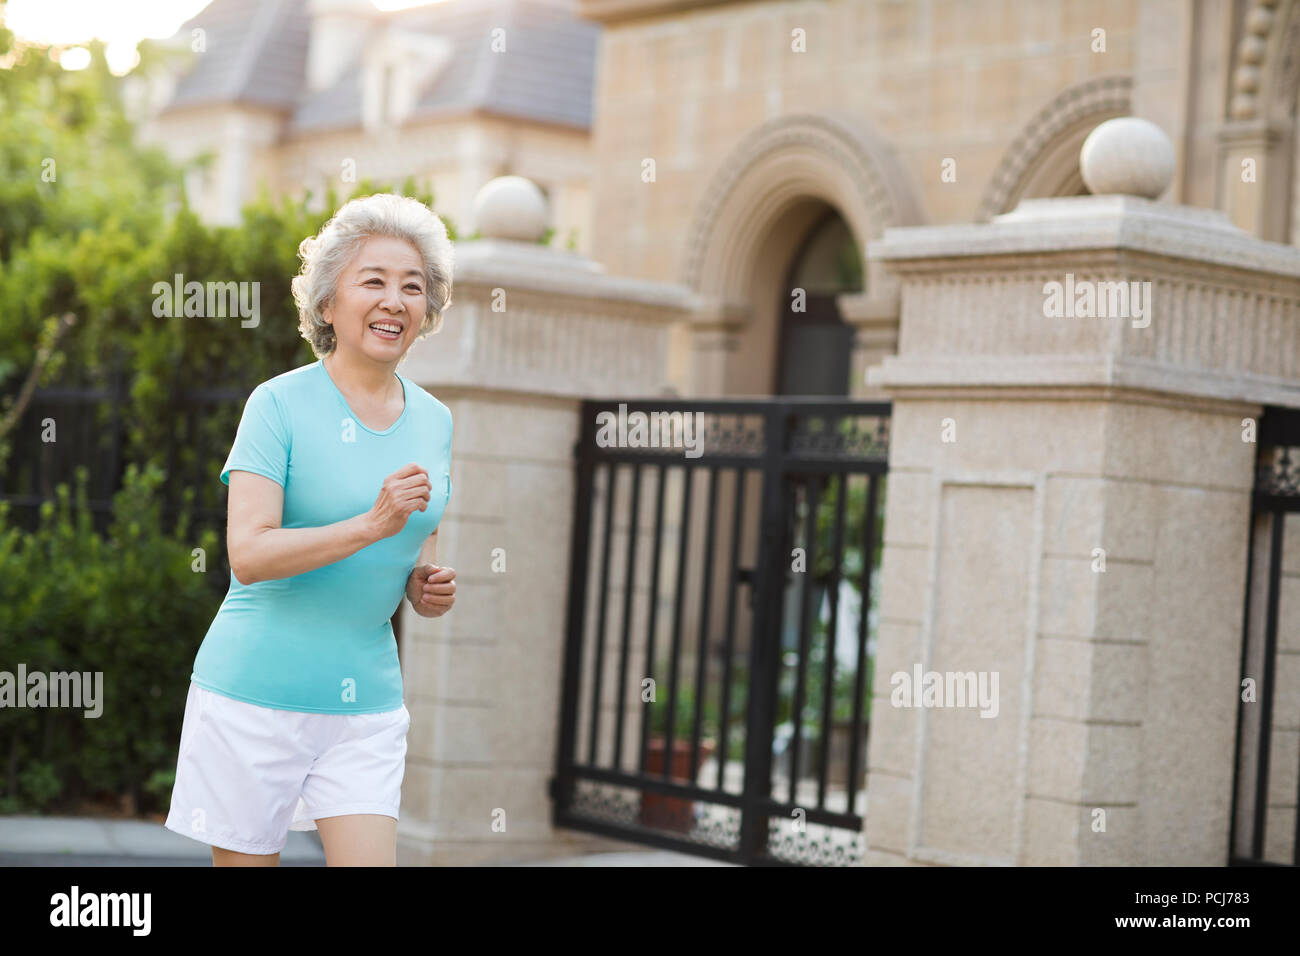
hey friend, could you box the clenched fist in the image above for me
[369,463,431,540]
[407,564,455,618]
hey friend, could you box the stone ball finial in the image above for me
[472,175,549,241]
[1079,117,1175,199]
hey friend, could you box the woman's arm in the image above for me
[227,464,431,584]
[415,529,437,568]
[405,530,437,612]
[226,471,377,584]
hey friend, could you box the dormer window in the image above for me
[381,64,396,124]
[362,29,453,131]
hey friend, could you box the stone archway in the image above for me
[679,112,924,400]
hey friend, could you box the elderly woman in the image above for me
[164,193,457,867]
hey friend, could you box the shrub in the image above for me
[0,462,220,814]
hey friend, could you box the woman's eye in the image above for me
[363,277,420,291]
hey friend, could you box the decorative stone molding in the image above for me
[867,195,1300,409]
[576,0,740,25]
[680,111,925,299]
[403,236,691,399]
[885,195,1300,276]
[683,294,752,332]
[1214,1,1299,240]
[1227,0,1300,122]
[976,75,1133,222]
[837,289,900,353]
[1217,117,1288,150]
[837,289,900,324]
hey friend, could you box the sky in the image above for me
[2,0,445,73]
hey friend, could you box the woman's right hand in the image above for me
[368,463,432,540]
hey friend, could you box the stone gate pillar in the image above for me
[394,177,690,865]
[862,119,1300,865]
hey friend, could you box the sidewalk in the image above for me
[499,851,732,866]
[0,816,325,866]
[0,816,730,866]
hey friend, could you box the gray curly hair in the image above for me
[291,193,454,358]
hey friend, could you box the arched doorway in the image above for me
[774,210,862,397]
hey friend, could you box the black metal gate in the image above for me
[550,398,889,865]
[1231,406,1300,865]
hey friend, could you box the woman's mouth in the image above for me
[369,321,403,341]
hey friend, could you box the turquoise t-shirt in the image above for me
[190,359,452,714]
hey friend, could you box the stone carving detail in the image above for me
[976,75,1133,222]
[1228,0,1293,120]
[473,305,670,392]
[881,272,1300,382]
[1276,4,1300,119]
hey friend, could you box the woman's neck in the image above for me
[323,350,399,403]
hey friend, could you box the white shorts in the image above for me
[163,681,411,855]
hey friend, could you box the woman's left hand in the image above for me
[407,564,455,617]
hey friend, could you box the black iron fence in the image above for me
[0,350,252,592]
[1231,405,1300,865]
[551,398,889,866]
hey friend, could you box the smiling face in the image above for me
[323,235,428,365]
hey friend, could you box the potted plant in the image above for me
[641,681,715,833]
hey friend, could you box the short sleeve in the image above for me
[221,383,290,487]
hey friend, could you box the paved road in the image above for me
[1,850,724,866]
[0,817,730,866]
[0,816,325,866]
[0,852,322,866]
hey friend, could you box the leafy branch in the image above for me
[0,311,76,475]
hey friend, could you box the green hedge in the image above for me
[0,462,220,814]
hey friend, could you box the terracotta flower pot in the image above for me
[639,735,715,833]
